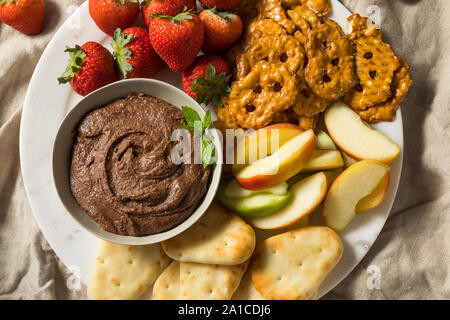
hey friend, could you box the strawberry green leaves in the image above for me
[191,63,231,106]
[116,0,138,4]
[151,7,194,23]
[112,28,134,78]
[180,106,215,168]
[209,7,233,20]
[57,45,87,84]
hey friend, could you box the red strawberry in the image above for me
[112,27,164,79]
[199,8,243,53]
[0,0,45,35]
[89,0,139,37]
[141,0,196,28]
[199,0,240,11]
[149,8,204,72]
[58,42,118,96]
[182,55,231,105]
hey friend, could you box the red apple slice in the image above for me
[325,102,400,163]
[323,160,390,232]
[302,150,344,172]
[248,172,327,230]
[356,171,390,213]
[233,123,304,173]
[236,130,316,190]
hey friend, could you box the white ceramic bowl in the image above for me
[52,79,223,245]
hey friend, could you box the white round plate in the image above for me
[20,0,403,298]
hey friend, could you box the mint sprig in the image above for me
[180,106,215,168]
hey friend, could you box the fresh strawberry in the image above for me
[0,0,45,35]
[58,42,118,96]
[149,8,204,72]
[199,0,240,11]
[141,0,196,28]
[182,55,231,105]
[199,8,243,53]
[112,27,164,79]
[89,0,139,37]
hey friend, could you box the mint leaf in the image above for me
[202,109,211,131]
[180,106,215,168]
[181,106,201,127]
[201,136,214,168]
[193,117,203,135]
[179,125,193,131]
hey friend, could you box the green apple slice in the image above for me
[216,184,291,218]
[224,180,288,198]
[315,130,337,150]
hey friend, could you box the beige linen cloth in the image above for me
[0,0,449,300]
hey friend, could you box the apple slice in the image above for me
[236,129,316,190]
[325,102,400,163]
[323,160,390,232]
[356,171,390,213]
[224,180,288,198]
[216,185,291,218]
[316,130,337,150]
[341,150,358,167]
[233,123,304,173]
[302,150,344,172]
[323,168,343,186]
[248,172,327,230]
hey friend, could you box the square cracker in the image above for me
[231,270,264,300]
[251,226,343,300]
[88,240,171,300]
[162,203,255,265]
[180,261,248,300]
[153,261,183,300]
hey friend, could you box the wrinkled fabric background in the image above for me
[0,0,448,300]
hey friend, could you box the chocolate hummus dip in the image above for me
[70,93,211,236]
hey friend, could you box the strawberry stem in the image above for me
[209,7,233,20]
[111,28,134,79]
[57,45,86,84]
[191,64,231,106]
[151,7,194,23]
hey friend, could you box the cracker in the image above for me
[162,203,256,265]
[358,57,412,122]
[153,261,183,300]
[250,226,343,300]
[180,261,248,300]
[236,35,305,79]
[232,270,264,300]
[245,18,287,43]
[305,23,358,100]
[88,241,171,300]
[287,5,321,45]
[347,13,382,40]
[297,113,319,130]
[293,77,329,117]
[282,0,331,16]
[344,36,400,110]
[227,61,297,129]
[239,0,296,34]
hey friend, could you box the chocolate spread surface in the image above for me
[70,93,211,236]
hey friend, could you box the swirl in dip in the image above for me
[70,93,211,236]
